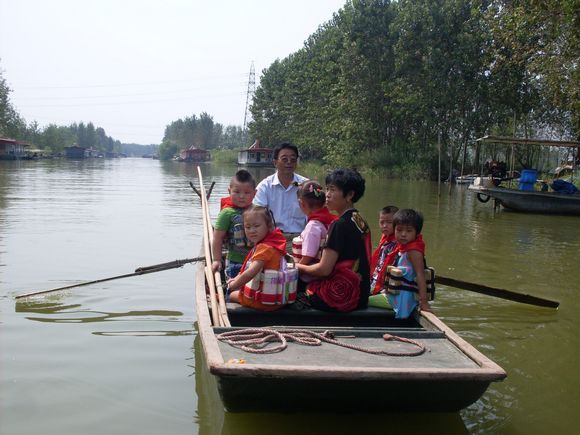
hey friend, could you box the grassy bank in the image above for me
[211,148,433,180]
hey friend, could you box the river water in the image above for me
[0,158,577,434]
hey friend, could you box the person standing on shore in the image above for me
[253,142,308,247]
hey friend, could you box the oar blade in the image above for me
[436,275,559,309]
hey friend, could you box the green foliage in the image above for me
[158,140,179,160]
[248,0,578,176]
[0,63,25,138]
[161,112,246,159]
[211,149,238,163]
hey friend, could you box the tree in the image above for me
[0,63,25,138]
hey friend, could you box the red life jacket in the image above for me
[370,234,397,294]
[240,229,297,306]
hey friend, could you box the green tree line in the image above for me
[248,0,578,175]
[158,112,246,160]
[0,67,124,155]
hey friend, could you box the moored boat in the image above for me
[468,136,580,215]
[469,183,580,215]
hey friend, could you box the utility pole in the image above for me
[242,61,255,143]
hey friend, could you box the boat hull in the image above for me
[217,373,491,413]
[469,185,580,215]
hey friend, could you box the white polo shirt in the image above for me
[253,172,308,233]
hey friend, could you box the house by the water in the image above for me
[0,137,30,160]
[237,140,273,166]
[177,146,210,162]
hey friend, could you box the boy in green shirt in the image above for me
[211,169,256,279]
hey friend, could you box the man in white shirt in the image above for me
[253,143,308,235]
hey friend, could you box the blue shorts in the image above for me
[225,262,243,280]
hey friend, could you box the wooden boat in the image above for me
[193,166,506,413]
[468,136,580,215]
[469,183,580,215]
[194,261,507,413]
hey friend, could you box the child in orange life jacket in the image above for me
[227,205,287,311]
[386,209,432,318]
[369,205,399,295]
[294,181,338,283]
[211,170,256,280]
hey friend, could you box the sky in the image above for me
[0,0,347,144]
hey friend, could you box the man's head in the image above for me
[273,143,299,178]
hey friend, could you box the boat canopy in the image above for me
[476,136,580,149]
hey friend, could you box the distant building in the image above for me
[64,145,86,159]
[0,137,29,160]
[178,145,210,162]
[237,140,273,166]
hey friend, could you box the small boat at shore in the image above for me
[468,136,580,215]
[469,183,580,215]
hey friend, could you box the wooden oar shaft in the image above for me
[436,275,559,308]
[134,257,204,273]
[197,168,222,327]
[197,167,231,327]
[15,257,204,299]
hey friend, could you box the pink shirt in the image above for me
[301,220,328,258]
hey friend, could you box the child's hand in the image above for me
[211,260,221,272]
[226,278,238,291]
[419,300,432,313]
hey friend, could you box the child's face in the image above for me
[229,180,255,208]
[379,212,395,237]
[395,224,417,245]
[243,212,270,244]
[325,184,351,214]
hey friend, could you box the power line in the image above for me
[14,73,250,91]
[15,91,247,108]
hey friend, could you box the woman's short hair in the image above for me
[325,168,366,203]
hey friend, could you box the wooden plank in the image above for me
[195,257,225,366]
[196,169,221,327]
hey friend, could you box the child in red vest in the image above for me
[385,209,431,318]
[228,205,288,311]
[211,169,255,280]
[369,205,399,295]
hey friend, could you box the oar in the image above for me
[436,274,559,308]
[15,257,204,299]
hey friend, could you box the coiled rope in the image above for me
[216,328,426,357]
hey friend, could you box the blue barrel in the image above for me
[519,169,538,191]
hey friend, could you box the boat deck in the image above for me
[214,327,479,370]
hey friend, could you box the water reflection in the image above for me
[193,335,469,435]
[15,298,183,324]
